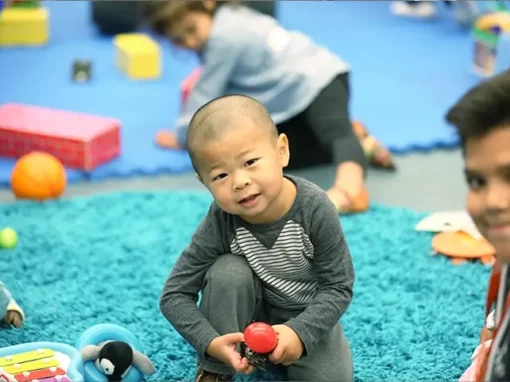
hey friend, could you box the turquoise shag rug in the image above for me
[0,191,492,381]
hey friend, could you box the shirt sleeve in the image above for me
[284,195,355,355]
[174,36,241,147]
[159,203,228,357]
[0,280,12,318]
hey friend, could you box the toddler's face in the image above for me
[195,119,290,224]
[464,126,510,261]
[167,11,213,52]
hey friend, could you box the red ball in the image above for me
[244,322,277,354]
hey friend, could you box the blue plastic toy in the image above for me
[77,323,155,382]
[0,323,155,382]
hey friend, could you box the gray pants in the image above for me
[198,255,353,382]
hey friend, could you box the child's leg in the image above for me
[197,254,263,377]
[300,72,369,213]
[286,324,353,382]
[277,115,331,170]
[264,304,353,382]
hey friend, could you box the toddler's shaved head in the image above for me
[186,94,278,170]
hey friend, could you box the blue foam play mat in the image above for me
[0,1,483,186]
[0,191,492,380]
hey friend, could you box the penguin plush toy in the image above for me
[81,340,155,382]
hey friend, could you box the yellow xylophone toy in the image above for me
[0,344,80,382]
[0,323,154,382]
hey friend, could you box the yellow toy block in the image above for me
[0,7,49,47]
[114,33,161,80]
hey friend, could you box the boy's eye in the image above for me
[466,174,486,191]
[212,173,227,182]
[245,158,259,167]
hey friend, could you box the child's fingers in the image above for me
[229,352,248,373]
[236,358,256,375]
[223,332,245,345]
[268,344,285,364]
[245,364,256,374]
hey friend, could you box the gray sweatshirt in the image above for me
[174,5,350,146]
[0,281,12,318]
[160,176,354,357]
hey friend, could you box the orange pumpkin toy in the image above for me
[10,152,67,201]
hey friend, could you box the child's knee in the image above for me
[287,324,353,382]
[205,254,254,291]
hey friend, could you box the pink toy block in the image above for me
[0,103,121,171]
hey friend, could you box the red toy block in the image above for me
[0,103,121,171]
[180,67,202,109]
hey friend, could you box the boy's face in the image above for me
[167,11,213,52]
[464,126,510,262]
[194,118,291,224]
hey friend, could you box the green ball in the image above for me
[0,227,17,249]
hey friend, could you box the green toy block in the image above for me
[10,0,39,8]
[72,60,92,83]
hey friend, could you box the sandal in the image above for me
[329,186,370,214]
[352,121,396,170]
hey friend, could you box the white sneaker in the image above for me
[391,1,437,18]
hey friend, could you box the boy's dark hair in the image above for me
[186,94,277,174]
[142,0,237,37]
[445,69,510,146]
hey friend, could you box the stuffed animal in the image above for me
[81,340,155,382]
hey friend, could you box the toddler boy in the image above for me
[159,94,355,382]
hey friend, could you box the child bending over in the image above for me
[0,280,24,328]
[159,94,355,382]
[445,69,510,381]
[143,0,397,214]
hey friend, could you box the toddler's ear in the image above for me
[277,133,290,167]
[195,173,202,182]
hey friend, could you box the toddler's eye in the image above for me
[466,175,485,191]
[213,173,227,181]
[245,158,259,167]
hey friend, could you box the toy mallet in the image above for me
[241,322,278,371]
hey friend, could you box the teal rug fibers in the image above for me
[0,191,492,381]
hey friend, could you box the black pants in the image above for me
[277,73,367,171]
[405,0,453,6]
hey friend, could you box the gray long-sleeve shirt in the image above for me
[0,281,12,318]
[160,176,354,357]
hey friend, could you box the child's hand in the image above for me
[4,310,22,328]
[206,333,255,374]
[155,130,181,150]
[481,327,494,344]
[268,325,303,366]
